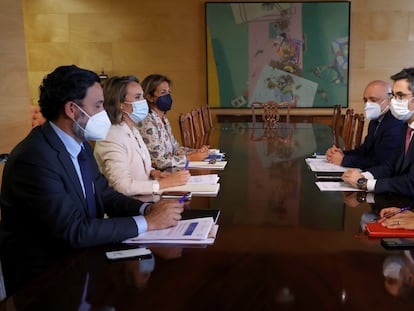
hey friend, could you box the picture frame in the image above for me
[205,2,351,109]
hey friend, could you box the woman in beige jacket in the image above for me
[94,76,189,196]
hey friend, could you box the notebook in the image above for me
[365,222,414,238]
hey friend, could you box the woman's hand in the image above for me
[378,207,414,230]
[187,145,209,161]
[158,170,190,188]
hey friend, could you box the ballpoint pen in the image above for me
[380,207,412,221]
[179,194,187,204]
[184,159,189,170]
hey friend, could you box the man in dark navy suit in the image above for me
[0,65,184,296]
[343,68,414,196]
[326,80,404,170]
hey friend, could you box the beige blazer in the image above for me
[94,122,155,195]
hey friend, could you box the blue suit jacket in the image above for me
[367,124,414,196]
[342,110,404,169]
[0,122,143,294]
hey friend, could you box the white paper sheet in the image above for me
[315,181,363,192]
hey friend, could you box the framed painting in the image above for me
[206,2,351,108]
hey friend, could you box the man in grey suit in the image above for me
[0,65,184,295]
[343,67,414,196]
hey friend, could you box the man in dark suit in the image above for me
[326,80,404,170]
[0,65,184,296]
[343,67,414,196]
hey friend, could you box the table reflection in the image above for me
[212,123,343,230]
[3,123,414,310]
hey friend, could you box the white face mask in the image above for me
[390,98,414,121]
[124,99,148,123]
[364,101,382,120]
[73,104,111,141]
[383,255,405,280]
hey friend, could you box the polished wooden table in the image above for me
[1,123,414,310]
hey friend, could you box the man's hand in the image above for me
[145,199,184,231]
[342,168,364,188]
[326,145,344,165]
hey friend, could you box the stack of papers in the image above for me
[204,149,225,162]
[305,157,347,173]
[160,174,220,196]
[315,181,363,192]
[306,157,359,192]
[123,217,218,245]
[188,174,219,184]
[204,154,223,162]
[178,161,227,170]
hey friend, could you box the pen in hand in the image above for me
[184,159,189,170]
[378,207,411,223]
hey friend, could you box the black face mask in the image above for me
[155,94,173,112]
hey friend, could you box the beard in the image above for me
[72,116,87,141]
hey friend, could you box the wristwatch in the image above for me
[356,192,367,203]
[357,177,367,190]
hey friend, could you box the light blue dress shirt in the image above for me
[49,121,148,234]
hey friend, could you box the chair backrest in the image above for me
[342,109,365,150]
[201,105,213,132]
[251,100,291,126]
[262,101,280,124]
[191,108,206,148]
[341,108,355,150]
[353,113,365,149]
[179,112,195,148]
[332,104,342,147]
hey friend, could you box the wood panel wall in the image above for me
[0,0,31,186]
[2,0,414,185]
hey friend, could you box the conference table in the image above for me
[1,122,414,310]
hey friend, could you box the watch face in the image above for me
[357,178,365,185]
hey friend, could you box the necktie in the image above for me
[405,127,413,155]
[78,147,97,218]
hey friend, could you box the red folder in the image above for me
[365,222,414,238]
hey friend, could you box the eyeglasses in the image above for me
[388,92,413,100]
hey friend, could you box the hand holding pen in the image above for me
[377,207,414,228]
[378,207,411,221]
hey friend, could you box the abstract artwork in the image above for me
[206,2,350,108]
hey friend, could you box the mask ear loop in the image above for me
[72,101,91,119]
[380,98,390,114]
